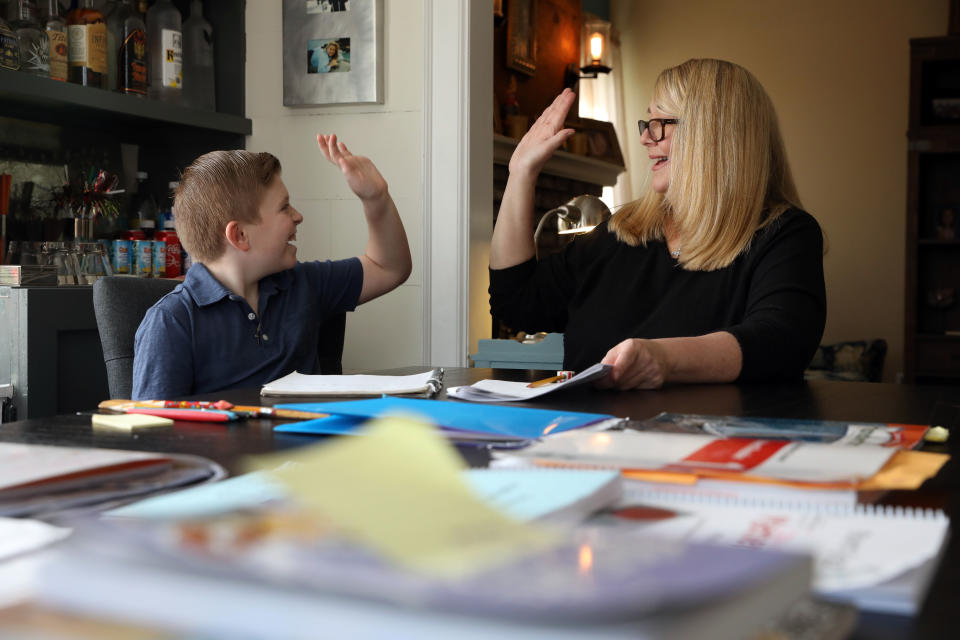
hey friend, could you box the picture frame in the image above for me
[506,0,537,76]
[282,0,383,106]
[569,118,625,167]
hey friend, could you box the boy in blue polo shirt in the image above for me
[131,134,411,400]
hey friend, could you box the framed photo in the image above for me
[930,205,958,240]
[506,0,537,76]
[569,118,625,167]
[282,0,383,106]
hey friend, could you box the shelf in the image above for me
[918,239,960,246]
[494,134,625,187]
[0,69,252,138]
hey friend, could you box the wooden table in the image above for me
[1,368,957,639]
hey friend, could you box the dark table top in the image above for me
[2,368,959,638]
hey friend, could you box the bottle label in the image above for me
[0,23,20,70]
[161,28,182,89]
[68,23,107,73]
[48,30,67,80]
[119,28,147,94]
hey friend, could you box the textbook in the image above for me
[274,396,622,443]
[447,362,611,402]
[500,429,896,485]
[109,468,625,525]
[39,515,812,639]
[629,412,929,449]
[261,368,444,397]
[0,443,225,518]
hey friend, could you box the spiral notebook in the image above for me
[612,479,950,616]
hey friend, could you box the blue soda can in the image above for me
[152,240,166,278]
[112,239,131,274]
[132,240,152,276]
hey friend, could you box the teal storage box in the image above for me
[470,333,564,370]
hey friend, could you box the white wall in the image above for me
[611,0,949,381]
[245,1,426,370]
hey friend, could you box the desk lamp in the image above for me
[533,194,611,258]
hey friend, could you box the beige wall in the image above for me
[611,0,949,381]
[245,1,425,370]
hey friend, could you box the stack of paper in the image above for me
[447,363,611,402]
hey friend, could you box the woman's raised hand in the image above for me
[508,89,577,177]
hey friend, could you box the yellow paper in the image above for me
[247,415,555,576]
[91,413,174,429]
[857,450,949,491]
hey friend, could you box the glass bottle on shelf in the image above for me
[182,0,215,111]
[10,0,49,77]
[146,0,182,104]
[44,0,67,81]
[66,0,107,88]
[0,17,21,71]
[115,0,146,96]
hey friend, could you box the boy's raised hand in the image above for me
[317,134,388,202]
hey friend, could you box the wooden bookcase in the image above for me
[0,0,249,418]
[905,36,960,382]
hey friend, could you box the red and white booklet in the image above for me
[502,431,896,485]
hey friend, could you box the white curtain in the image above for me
[577,24,632,211]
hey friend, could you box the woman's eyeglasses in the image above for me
[637,118,678,142]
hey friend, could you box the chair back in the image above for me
[317,312,346,375]
[93,276,180,399]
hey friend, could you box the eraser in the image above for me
[92,413,174,430]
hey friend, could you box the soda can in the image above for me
[112,239,131,274]
[132,239,153,276]
[153,240,166,278]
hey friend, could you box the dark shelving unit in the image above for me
[905,36,960,382]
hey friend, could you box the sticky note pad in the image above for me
[92,413,174,430]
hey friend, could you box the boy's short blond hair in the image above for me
[173,150,282,263]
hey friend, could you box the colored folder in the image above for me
[273,396,621,442]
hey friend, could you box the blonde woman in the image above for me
[490,59,825,389]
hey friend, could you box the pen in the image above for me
[99,399,328,421]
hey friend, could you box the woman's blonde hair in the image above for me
[609,58,801,271]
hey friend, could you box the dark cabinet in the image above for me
[905,36,960,382]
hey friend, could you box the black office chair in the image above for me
[316,311,347,375]
[94,275,348,398]
[93,276,180,399]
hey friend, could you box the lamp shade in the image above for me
[580,18,612,76]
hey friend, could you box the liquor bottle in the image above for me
[182,0,215,110]
[0,17,21,71]
[10,0,49,77]
[146,0,182,103]
[115,0,146,96]
[44,0,67,81]
[66,0,107,88]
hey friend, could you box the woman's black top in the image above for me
[489,208,826,381]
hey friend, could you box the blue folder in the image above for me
[273,396,618,441]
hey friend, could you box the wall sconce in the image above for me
[580,18,612,77]
[533,195,611,258]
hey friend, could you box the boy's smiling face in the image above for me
[246,174,303,276]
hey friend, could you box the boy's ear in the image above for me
[224,221,251,252]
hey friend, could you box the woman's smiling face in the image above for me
[643,101,676,194]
